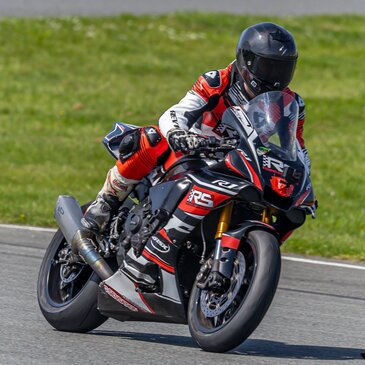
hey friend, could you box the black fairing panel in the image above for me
[227,221,279,241]
[163,157,208,181]
[221,107,248,138]
[222,108,257,157]
[149,179,191,214]
[188,165,254,199]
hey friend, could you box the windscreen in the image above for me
[244,91,299,161]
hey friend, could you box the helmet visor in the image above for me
[245,54,297,89]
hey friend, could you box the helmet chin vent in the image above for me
[250,80,258,89]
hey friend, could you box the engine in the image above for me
[116,199,152,264]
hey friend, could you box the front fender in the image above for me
[212,221,279,288]
[225,221,279,243]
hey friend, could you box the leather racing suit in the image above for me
[159,61,309,167]
[157,61,311,242]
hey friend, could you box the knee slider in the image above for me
[118,129,140,161]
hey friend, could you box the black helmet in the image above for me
[236,22,298,95]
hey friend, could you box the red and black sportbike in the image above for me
[37,91,316,352]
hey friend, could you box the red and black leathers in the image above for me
[159,61,307,153]
[115,61,309,181]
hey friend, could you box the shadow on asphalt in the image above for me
[90,330,364,360]
[90,330,196,348]
[234,339,364,360]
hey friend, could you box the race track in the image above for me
[1,225,364,365]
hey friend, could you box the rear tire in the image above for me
[188,230,281,352]
[37,229,108,332]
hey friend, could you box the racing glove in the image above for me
[166,128,205,154]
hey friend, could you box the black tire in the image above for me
[188,230,281,352]
[37,229,108,332]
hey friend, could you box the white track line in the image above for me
[0,224,57,233]
[1,224,364,271]
[282,256,365,271]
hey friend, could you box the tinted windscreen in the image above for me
[244,91,299,161]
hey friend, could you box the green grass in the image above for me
[0,14,364,260]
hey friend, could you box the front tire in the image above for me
[188,230,281,352]
[37,229,108,332]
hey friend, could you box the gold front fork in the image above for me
[214,204,272,239]
[215,202,234,239]
[262,208,272,224]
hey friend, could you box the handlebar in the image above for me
[192,136,238,155]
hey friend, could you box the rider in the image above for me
[81,22,311,242]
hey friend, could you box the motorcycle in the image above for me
[37,91,316,352]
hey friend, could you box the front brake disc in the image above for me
[200,251,246,318]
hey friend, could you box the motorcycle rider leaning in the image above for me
[81,22,312,243]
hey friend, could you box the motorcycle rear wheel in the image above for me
[37,229,108,332]
[188,230,281,352]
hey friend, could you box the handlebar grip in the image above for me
[195,136,237,154]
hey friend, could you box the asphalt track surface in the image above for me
[0,0,364,17]
[1,224,365,365]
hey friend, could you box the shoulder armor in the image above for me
[294,93,305,108]
[295,93,305,108]
[285,89,305,116]
[202,70,221,88]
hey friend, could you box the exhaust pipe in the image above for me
[54,195,113,281]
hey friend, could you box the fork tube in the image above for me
[262,208,272,224]
[210,202,235,278]
[215,202,234,239]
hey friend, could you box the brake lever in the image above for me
[218,138,238,150]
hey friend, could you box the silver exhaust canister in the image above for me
[54,195,113,280]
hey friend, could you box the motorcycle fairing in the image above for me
[140,230,179,275]
[222,107,309,212]
[149,179,191,215]
[162,169,254,242]
[224,221,278,243]
[98,269,187,324]
[259,153,307,211]
[223,150,263,191]
[98,233,188,323]
[222,107,261,167]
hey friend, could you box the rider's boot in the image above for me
[81,166,138,234]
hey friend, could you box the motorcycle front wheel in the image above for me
[188,230,281,353]
[37,229,108,332]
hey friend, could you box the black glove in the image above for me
[167,129,205,154]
